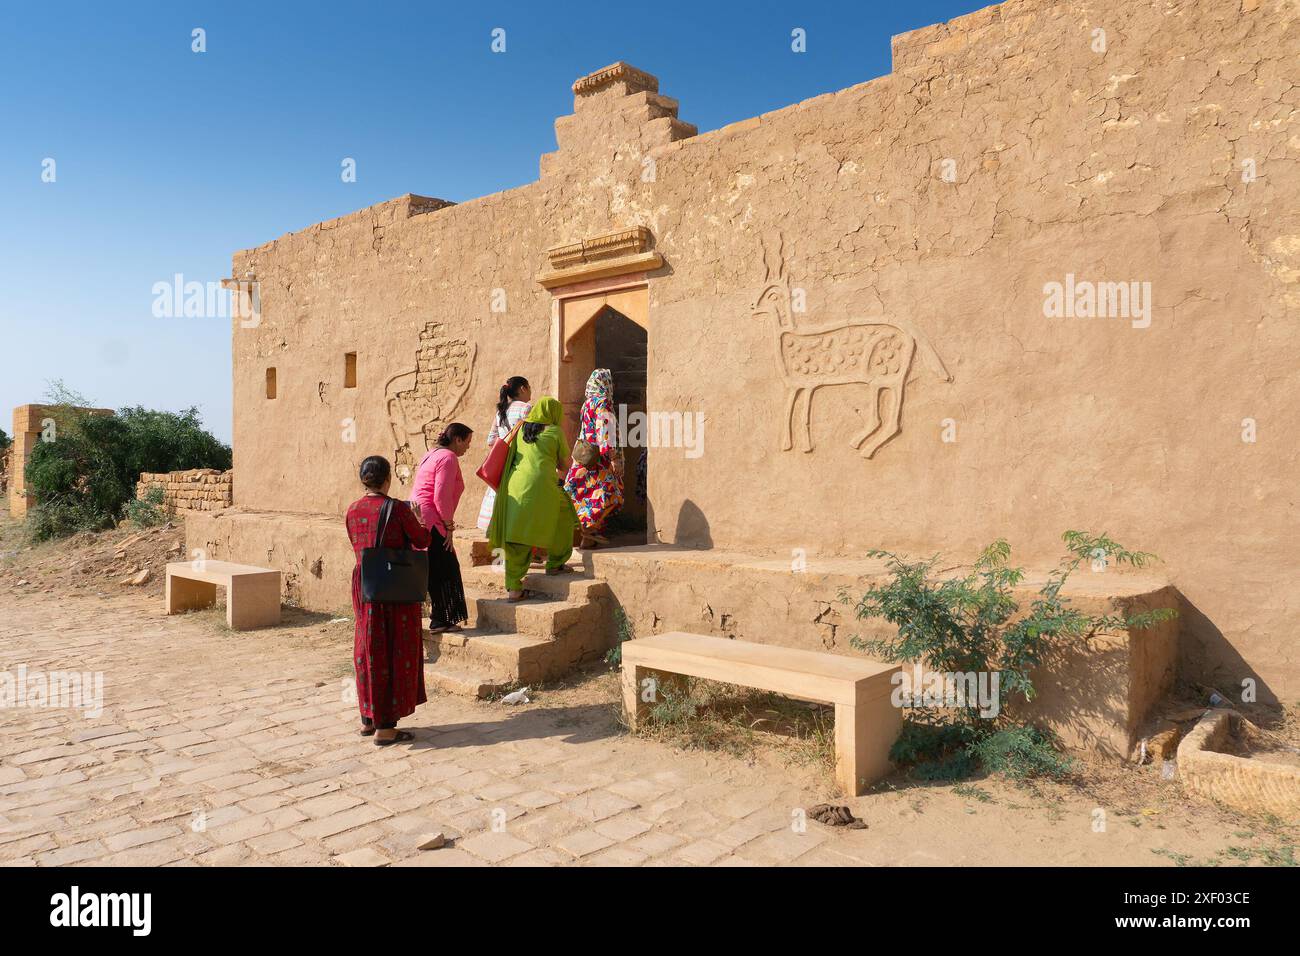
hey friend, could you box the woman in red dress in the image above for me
[346,455,431,746]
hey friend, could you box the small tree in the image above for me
[25,382,230,540]
[847,531,1176,780]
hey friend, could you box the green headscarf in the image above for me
[487,395,565,550]
[525,396,564,427]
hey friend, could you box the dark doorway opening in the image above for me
[594,306,648,541]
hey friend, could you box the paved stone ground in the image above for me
[0,589,844,867]
[0,588,1282,867]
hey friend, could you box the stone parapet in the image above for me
[137,469,233,514]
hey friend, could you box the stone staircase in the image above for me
[422,555,615,698]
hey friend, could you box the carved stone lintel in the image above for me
[538,227,659,288]
[537,252,661,290]
[572,62,658,97]
[547,226,651,270]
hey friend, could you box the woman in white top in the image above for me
[476,376,533,530]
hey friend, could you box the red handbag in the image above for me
[475,419,524,490]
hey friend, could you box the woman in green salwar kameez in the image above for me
[487,397,578,600]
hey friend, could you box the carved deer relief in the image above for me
[750,232,951,458]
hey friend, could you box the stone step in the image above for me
[424,627,554,683]
[474,594,592,640]
[462,564,610,602]
[422,659,512,700]
[427,546,616,696]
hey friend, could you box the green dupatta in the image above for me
[486,396,566,552]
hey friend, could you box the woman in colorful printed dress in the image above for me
[345,455,430,746]
[410,422,473,634]
[564,368,624,550]
[476,376,533,530]
[488,397,579,601]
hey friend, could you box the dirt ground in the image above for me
[0,515,181,600]
[1,516,1295,867]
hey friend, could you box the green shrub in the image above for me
[647,678,700,726]
[24,385,229,540]
[27,495,113,541]
[847,531,1177,782]
[969,726,1076,781]
[123,486,168,528]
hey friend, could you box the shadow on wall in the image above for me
[674,499,712,548]
[1016,638,1142,758]
[1179,595,1280,713]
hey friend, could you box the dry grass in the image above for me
[630,675,837,781]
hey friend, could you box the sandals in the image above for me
[359,721,375,737]
[545,565,575,576]
[374,730,415,747]
[428,623,464,635]
[507,589,534,602]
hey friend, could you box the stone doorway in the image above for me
[539,226,660,545]
[553,287,650,543]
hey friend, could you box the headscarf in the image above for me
[525,396,565,428]
[580,369,614,451]
[585,368,613,404]
[487,395,566,551]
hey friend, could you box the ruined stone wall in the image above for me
[136,469,233,513]
[218,0,1300,701]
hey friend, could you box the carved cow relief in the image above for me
[750,232,952,458]
[384,321,476,479]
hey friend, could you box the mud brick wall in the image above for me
[136,469,233,513]
[217,0,1300,702]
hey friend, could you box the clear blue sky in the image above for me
[0,0,989,444]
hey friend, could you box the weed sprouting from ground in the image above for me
[605,608,633,667]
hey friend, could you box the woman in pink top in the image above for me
[410,422,474,634]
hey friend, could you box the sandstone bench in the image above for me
[621,632,901,796]
[165,561,281,630]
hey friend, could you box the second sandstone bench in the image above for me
[622,631,901,796]
[165,560,281,631]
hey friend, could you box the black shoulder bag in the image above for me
[360,498,430,603]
